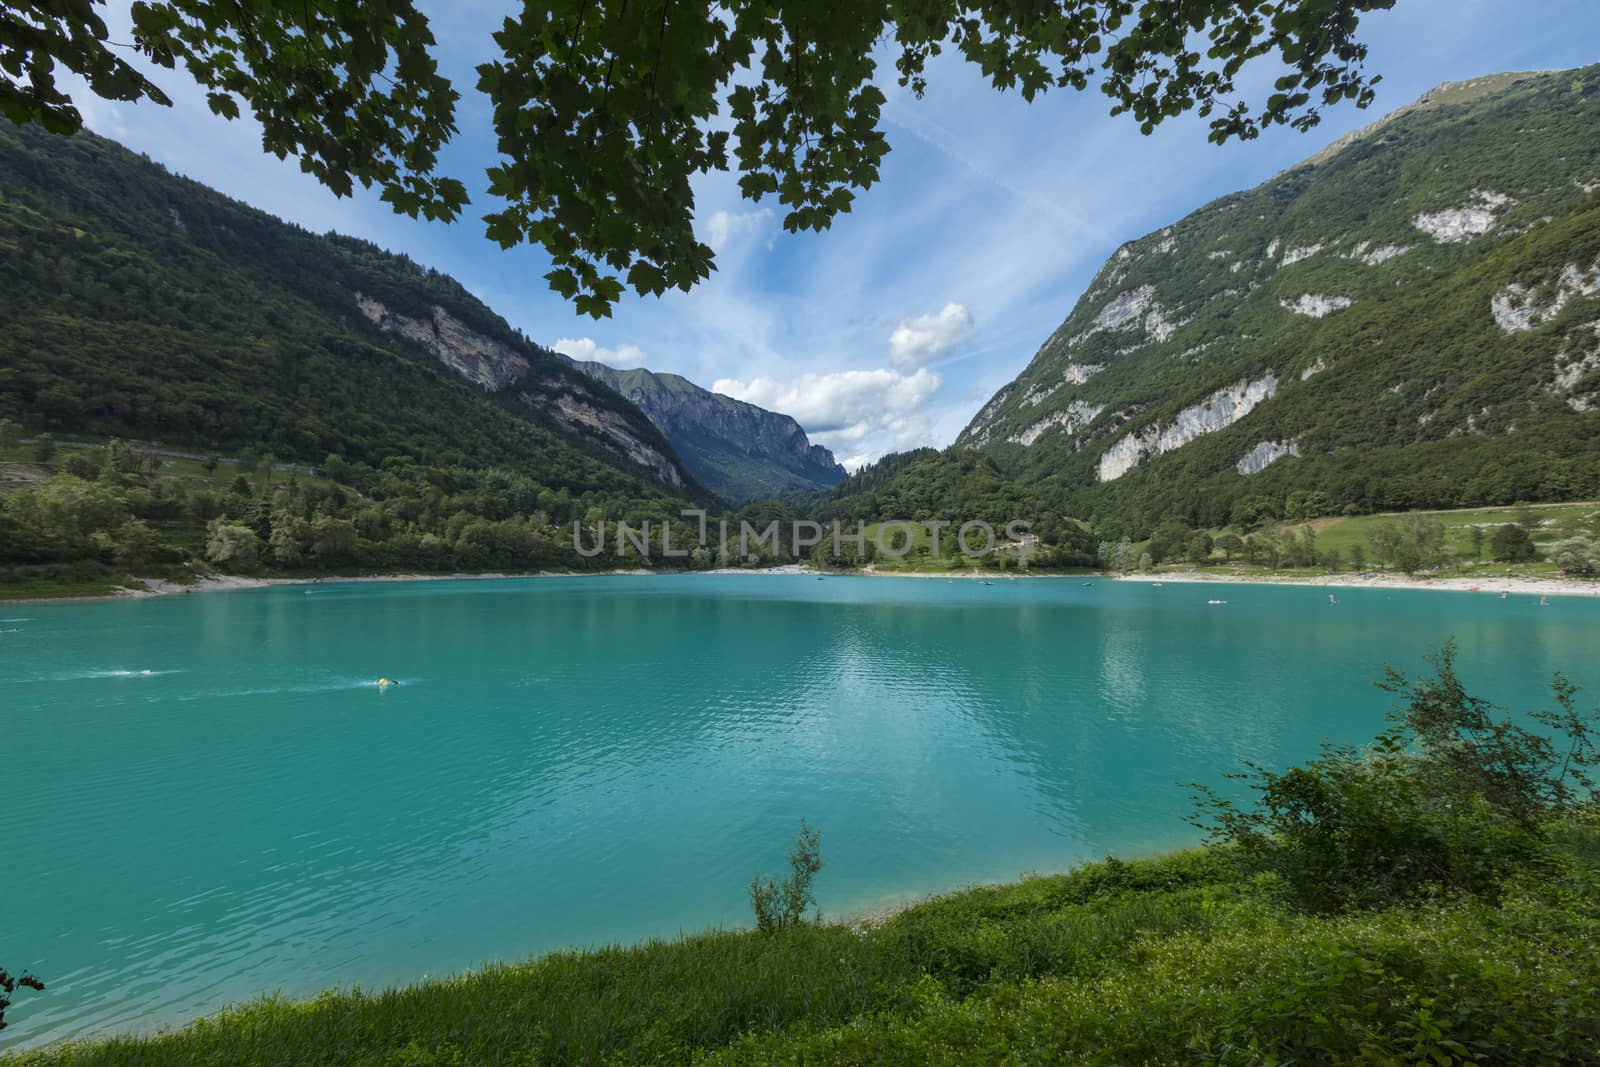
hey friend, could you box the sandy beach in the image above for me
[9,562,1599,605]
[1114,569,1600,598]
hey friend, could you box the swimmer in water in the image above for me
[378,677,399,688]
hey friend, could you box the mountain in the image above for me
[957,66,1600,534]
[0,122,705,502]
[570,362,845,502]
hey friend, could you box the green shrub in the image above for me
[1192,642,1598,911]
[749,821,822,934]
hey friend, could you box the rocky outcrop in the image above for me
[1552,322,1600,412]
[1098,374,1278,481]
[356,295,529,389]
[356,294,690,488]
[551,393,684,487]
[1008,402,1104,446]
[1281,242,1323,266]
[1413,191,1514,243]
[1352,242,1409,265]
[1282,294,1354,318]
[1236,439,1301,475]
[1491,261,1600,332]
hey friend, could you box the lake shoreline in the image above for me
[1113,569,1600,598]
[6,562,1598,604]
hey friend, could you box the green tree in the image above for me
[322,453,350,484]
[30,433,56,464]
[9,0,1394,316]
[1547,536,1599,576]
[1367,522,1402,567]
[112,518,158,567]
[205,520,261,567]
[311,515,359,564]
[1469,525,1486,562]
[748,820,822,934]
[1491,523,1537,563]
[1185,530,1214,566]
[1230,495,1279,533]
[268,511,308,567]
[1146,519,1191,565]
[1215,533,1244,561]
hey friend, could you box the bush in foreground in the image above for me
[1191,641,1597,912]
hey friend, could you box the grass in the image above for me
[8,834,1598,1066]
[1116,500,1600,583]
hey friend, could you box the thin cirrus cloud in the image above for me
[888,302,976,369]
[552,337,648,369]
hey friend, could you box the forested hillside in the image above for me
[0,123,698,496]
[0,123,736,587]
[955,66,1600,537]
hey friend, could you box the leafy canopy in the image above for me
[4,0,1395,315]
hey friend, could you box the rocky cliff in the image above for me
[572,363,846,502]
[352,297,685,487]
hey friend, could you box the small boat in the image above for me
[1151,582,1163,587]
[1329,594,1339,605]
[1207,599,1227,605]
[1540,596,1550,606]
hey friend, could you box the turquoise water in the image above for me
[3,574,1598,1048]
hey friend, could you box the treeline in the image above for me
[0,434,1117,586]
[814,450,1099,567]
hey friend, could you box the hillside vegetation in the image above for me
[951,65,1600,538]
[0,122,716,537]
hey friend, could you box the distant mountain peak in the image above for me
[567,360,846,503]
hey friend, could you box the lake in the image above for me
[3,574,1597,1049]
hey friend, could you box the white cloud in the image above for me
[552,337,648,369]
[713,367,942,466]
[700,207,775,251]
[888,302,976,368]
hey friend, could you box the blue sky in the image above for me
[71,2,1600,469]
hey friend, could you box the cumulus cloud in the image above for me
[713,367,942,466]
[700,208,775,251]
[888,302,975,369]
[552,337,648,369]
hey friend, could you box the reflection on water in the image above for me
[3,575,1597,1048]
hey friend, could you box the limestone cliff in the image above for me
[571,363,845,503]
